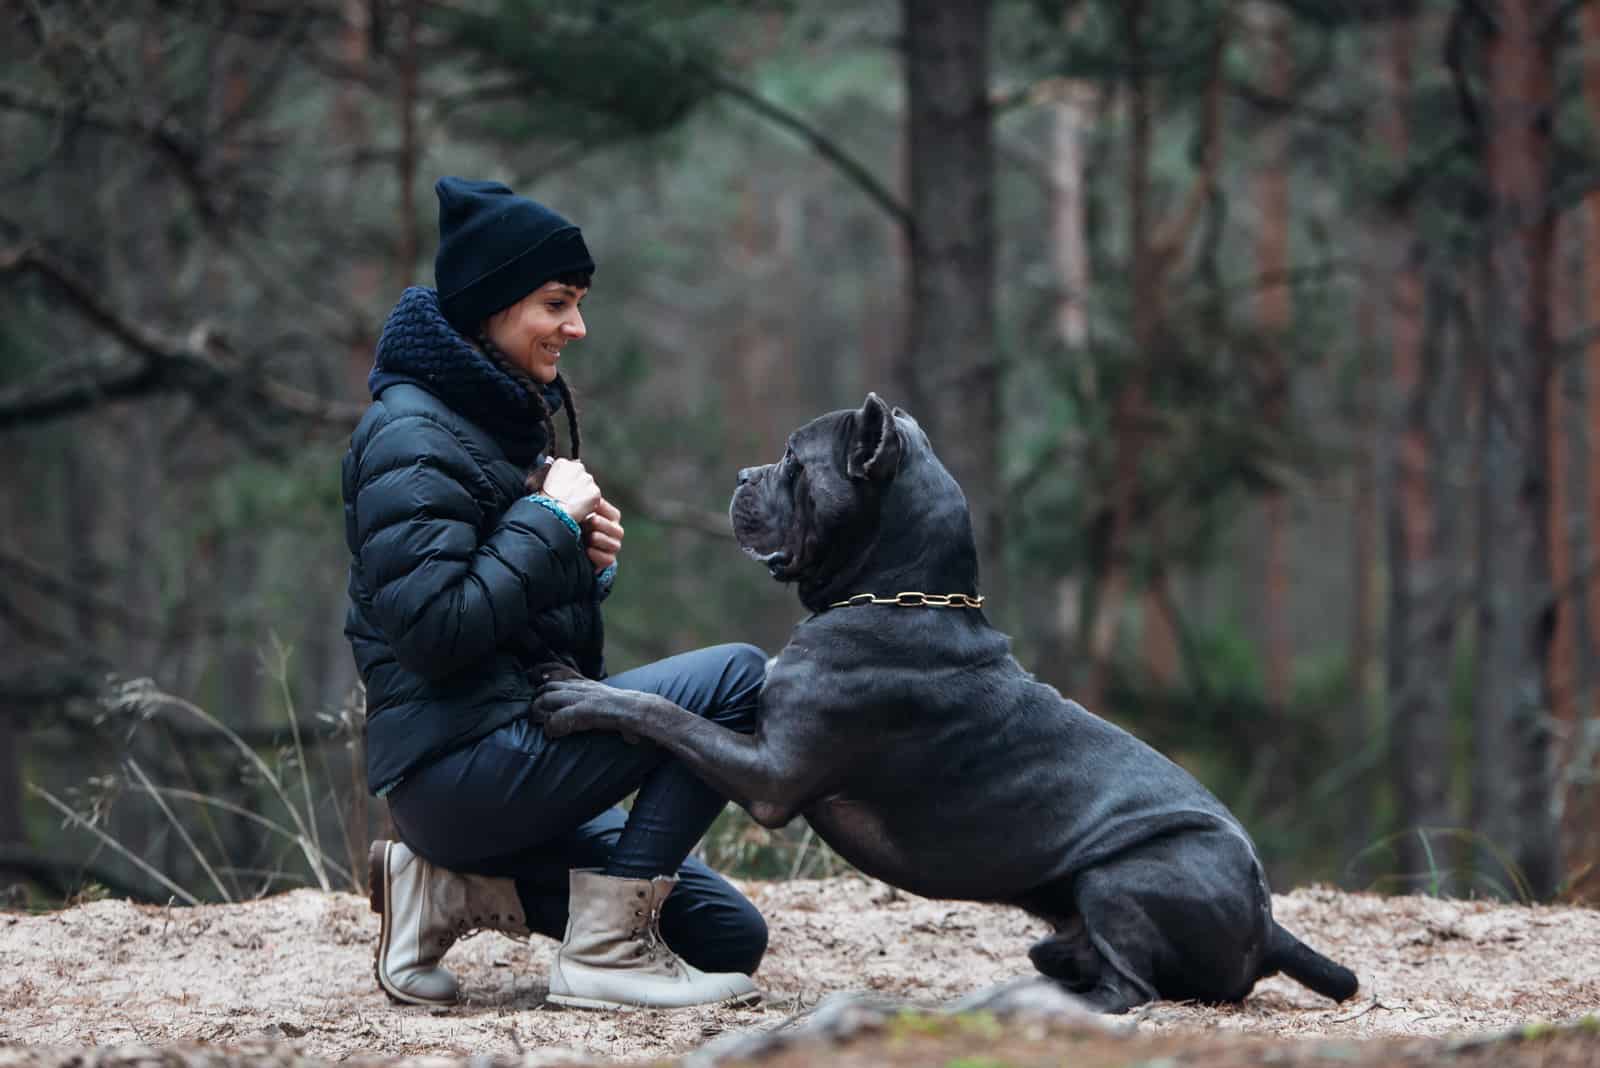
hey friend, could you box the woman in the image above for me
[343,177,766,1011]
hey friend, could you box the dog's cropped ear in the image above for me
[848,392,902,482]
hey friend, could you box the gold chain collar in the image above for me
[827,591,985,609]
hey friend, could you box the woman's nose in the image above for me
[564,310,586,339]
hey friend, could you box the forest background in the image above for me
[3,0,1599,911]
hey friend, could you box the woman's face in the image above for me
[484,281,588,384]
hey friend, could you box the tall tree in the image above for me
[1085,1,1225,702]
[1380,6,1457,889]
[1566,0,1600,896]
[1469,0,1559,899]
[1255,2,1293,709]
[899,0,998,591]
[1044,7,1099,686]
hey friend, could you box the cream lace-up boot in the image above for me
[547,868,762,1010]
[369,840,530,1005]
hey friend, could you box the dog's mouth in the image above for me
[741,544,793,578]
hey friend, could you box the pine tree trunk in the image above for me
[1471,0,1559,899]
[1049,82,1094,352]
[1380,11,1456,887]
[1347,241,1380,867]
[1566,0,1600,898]
[1547,212,1586,895]
[1045,52,1097,691]
[899,0,997,592]
[1255,2,1293,709]
[1086,0,1155,699]
[395,0,421,290]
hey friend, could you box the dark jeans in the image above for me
[388,643,769,975]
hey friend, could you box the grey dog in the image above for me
[534,394,1359,1012]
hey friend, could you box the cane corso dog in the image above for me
[534,394,1359,1012]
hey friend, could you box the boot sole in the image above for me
[546,989,763,1012]
[369,841,458,1008]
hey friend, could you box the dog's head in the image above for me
[729,393,979,611]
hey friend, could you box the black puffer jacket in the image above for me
[343,287,607,796]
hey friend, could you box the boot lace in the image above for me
[440,912,500,948]
[629,899,679,972]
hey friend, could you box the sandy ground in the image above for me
[1,878,1598,1065]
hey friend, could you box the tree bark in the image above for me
[1255,2,1293,710]
[1470,0,1559,900]
[1380,10,1457,888]
[1085,1,1155,699]
[1043,17,1098,689]
[1565,0,1600,898]
[899,0,997,591]
[1547,206,1589,895]
[1049,80,1094,353]
[394,0,421,290]
[1347,237,1380,868]
[1084,4,1224,701]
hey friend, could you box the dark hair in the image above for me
[522,375,582,494]
[473,333,583,494]
[551,270,592,290]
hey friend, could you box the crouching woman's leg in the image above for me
[540,642,771,1009]
[515,806,769,976]
[658,853,769,976]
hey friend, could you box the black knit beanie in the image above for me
[433,177,595,334]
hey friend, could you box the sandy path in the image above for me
[1,879,1597,1063]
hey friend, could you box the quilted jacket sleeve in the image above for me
[350,409,590,680]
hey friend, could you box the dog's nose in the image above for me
[737,467,756,486]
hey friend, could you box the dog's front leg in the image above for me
[533,679,832,828]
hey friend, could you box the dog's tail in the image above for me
[1264,922,1358,1002]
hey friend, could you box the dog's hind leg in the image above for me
[1075,971,1154,1015]
[1025,912,1157,1014]
[1027,917,1100,993]
[1028,930,1147,1013]
[1072,828,1271,1009]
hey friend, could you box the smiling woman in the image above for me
[341,177,768,1013]
[483,281,588,384]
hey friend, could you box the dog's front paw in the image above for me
[539,705,583,738]
[534,679,634,740]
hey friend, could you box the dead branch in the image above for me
[1150,14,1229,270]
[0,244,364,434]
[0,546,243,644]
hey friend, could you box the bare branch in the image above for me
[1150,15,1229,268]
[0,244,364,433]
[699,68,916,238]
[0,83,222,223]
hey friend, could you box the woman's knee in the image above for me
[710,642,768,731]
[687,893,770,976]
[661,865,770,975]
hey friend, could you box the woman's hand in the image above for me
[542,459,602,524]
[583,497,623,572]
